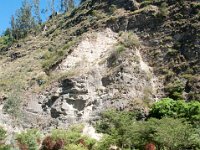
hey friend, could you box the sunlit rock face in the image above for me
[23,29,163,129]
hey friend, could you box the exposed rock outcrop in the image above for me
[19,29,163,129]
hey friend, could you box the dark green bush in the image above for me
[96,110,137,149]
[96,109,200,150]
[165,80,184,100]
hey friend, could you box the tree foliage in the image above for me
[96,110,200,150]
[11,0,36,40]
[149,98,200,124]
[60,0,75,12]
[32,0,41,24]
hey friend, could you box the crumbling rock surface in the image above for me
[21,29,163,129]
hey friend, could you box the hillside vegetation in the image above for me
[0,0,199,149]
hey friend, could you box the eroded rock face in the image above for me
[24,29,163,129]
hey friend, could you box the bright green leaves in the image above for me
[149,98,200,124]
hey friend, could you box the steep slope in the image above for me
[0,0,199,134]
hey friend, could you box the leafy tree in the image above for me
[149,98,200,125]
[187,101,200,124]
[32,0,41,24]
[96,109,200,150]
[68,0,75,11]
[95,135,118,150]
[10,15,17,39]
[96,110,137,149]
[60,0,68,12]
[149,98,177,119]
[153,118,199,150]
[11,0,36,39]
[60,0,75,12]
[165,80,184,100]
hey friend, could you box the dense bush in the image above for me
[11,0,36,40]
[96,110,136,149]
[3,99,200,150]
[153,118,199,149]
[0,34,13,53]
[149,98,200,124]
[16,129,41,150]
[41,125,96,150]
[96,109,200,150]
[165,80,185,100]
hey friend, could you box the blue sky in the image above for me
[0,0,80,35]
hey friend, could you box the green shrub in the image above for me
[91,10,106,20]
[147,118,199,150]
[109,4,117,15]
[108,44,125,67]
[149,98,177,119]
[94,135,118,150]
[96,109,200,149]
[62,40,77,51]
[165,80,184,100]
[42,49,65,71]
[0,127,12,150]
[0,35,13,53]
[0,145,11,150]
[187,102,200,124]
[42,125,96,150]
[0,127,6,141]
[51,127,82,144]
[96,110,137,149]
[45,28,56,37]
[0,36,11,46]
[3,90,21,117]
[166,48,178,57]
[64,144,87,150]
[120,32,140,48]
[157,2,169,18]
[116,44,125,53]
[149,98,200,124]
[16,129,41,150]
[42,39,78,71]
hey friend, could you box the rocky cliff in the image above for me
[0,0,199,138]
